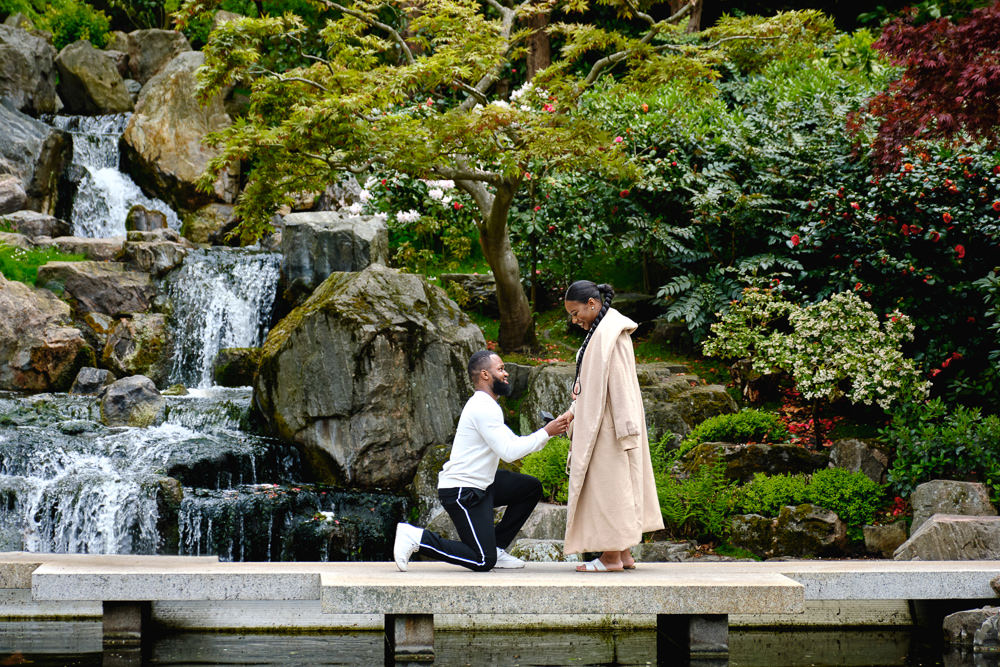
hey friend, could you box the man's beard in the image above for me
[492,377,512,397]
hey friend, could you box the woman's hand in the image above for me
[543,410,574,437]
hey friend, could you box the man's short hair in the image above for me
[467,350,496,382]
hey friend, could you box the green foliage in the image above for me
[680,409,789,453]
[655,457,735,541]
[705,10,835,74]
[885,398,1000,499]
[519,436,570,503]
[732,472,807,516]
[6,0,110,49]
[0,243,86,285]
[804,468,884,540]
[703,288,930,412]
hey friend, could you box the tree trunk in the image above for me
[686,0,703,33]
[526,13,551,79]
[478,182,537,351]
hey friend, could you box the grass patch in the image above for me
[714,543,762,561]
[0,243,86,286]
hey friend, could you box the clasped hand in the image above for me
[543,410,574,437]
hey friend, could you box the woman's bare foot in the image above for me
[620,548,636,569]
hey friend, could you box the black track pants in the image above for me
[417,469,542,572]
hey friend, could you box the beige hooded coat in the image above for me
[563,308,664,554]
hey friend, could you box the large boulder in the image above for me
[55,40,132,114]
[49,236,124,261]
[212,347,262,387]
[100,314,172,387]
[118,238,188,276]
[828,438,889,484]
[254,263,485,489]
[280,212,389,299]
[0,210,71,237]
[894,514,1000,560]
[35,261,155,316]
[863,521,907,558]
[180,203,233,244]
[943,607,1000,645]
[438,272,498,317]
[100,374,165,427]
[68,366,115,395]
[0,175,27,213]
[517,361,735,444]
[121,51,236,211]
[126,29,191,84]
[0,103,71,214]
[682,442,829,484]
[0,24,60,114]
[125,204,167,232]
[730,504,847,559]
[910,480,997,532]
[0,274,94,391]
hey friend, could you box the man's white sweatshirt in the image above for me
[437,390,550,490]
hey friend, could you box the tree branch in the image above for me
[322,0,416,65]
[250,67,332,92]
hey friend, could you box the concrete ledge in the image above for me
[1,552,219,589]
[320,563,806,615]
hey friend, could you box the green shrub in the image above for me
[0,243,86,285]
[680,409,790,454]
[519,436,570,504]
[885,398,1000,499]
[35,0,110,50]
[732,472,808,517]
[804,468,884,541]
[655,457,735,540]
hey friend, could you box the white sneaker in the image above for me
[494,547,526,569]
[393,523,423,572]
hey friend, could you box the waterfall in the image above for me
[165,249,281,388]
[50,114,180,237]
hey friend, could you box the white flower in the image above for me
[346,202,364,215]
[359,189,372,202]
[428,188,444,201]
[424,179,455,190]
[396,209,420,223]
[490,100,511,109]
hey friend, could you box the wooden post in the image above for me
[384,613,434,664]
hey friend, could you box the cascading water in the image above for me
[165,248,281,388]
[49,114,179,237]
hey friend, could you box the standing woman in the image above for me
[563,281,663,572]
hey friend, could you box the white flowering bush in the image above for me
[703,288,930,412]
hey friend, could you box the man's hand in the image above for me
[543,410,574,437]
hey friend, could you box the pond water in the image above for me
[0,622,991,666]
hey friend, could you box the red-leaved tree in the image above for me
[858,1,1000,168]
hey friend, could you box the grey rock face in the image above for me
[0,210,71,237]
[280,212,389,299]
[0,24,60,114]
[730,504,847,559]
[509,539,578,563]
[863,521,907,558]
[829,438,889,484]
[212,347,262,387]
[48,236,124,261]
[683,442,828,484]
[121,51,235,211]
[100,314,171,387]
[125,204,167,231]
[180,203,233,244]
[254,263,485,489]
[943,607,1000,645]
[0,274,94,391]
[438,272,498,317]
[633,540,698,562]
[119,239,187,276]
[0,103,71,214]
[910,480,997,532]
[516,503,567,540]
[976,614,1000,649]
[55,40,132,114]
[893,514,1000,560]
[126,29,191,84]
[68,366,115,395]
[100,374,165,427]
[35,261,155,316]
[0,176,27,214]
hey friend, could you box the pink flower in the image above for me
[542,103,555,113]
[955,244,965,259]
[850,202,860,210]
[790,234,800,247]
[453,201,463,210]
[613,136,623,144]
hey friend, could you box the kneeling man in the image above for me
[393,350,572,571]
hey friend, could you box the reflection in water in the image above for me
[0,622,979,666]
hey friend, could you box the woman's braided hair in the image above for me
[565,280,615,395]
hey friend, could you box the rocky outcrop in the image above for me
[0,274,94,391]
[35,261,155,316]
[730,504,847,559]
[125,204,167,232]
[68,366,115,395]
[280,212,389,300]
[910,480,997,532]
[893,514,1000,560]
[863,521,907,558]
[180,203,233,244]
[0,176,27,214]
[0,24,60,114]
[0,103,71,214]
[212,347,262,387]
[517,362,736,443]
[49,236,124,261]
[943,607,1000,645]
[828,438,889,484]
[438,272,498,317]
[254,263,484,489]
[100,374,165,427]
[0,210,71,237]
[682,442,828,484]
[126,29,191,84]
[122,51,236,211]
[119,237,187,276]
[55,40,132,114]
[100,314,171,387]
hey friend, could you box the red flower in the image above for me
[547,225,555,232]
[619,189,630,197]
[380,179,387,186]
[853,282,862,291]
[790,234,800,247]
[930,230,940,242]
[930,368,942,377]
[901,224,910,235]
[993,201,1000,212]
[533,205,541,212]
[850,202,860,210]
[641,103,649,113]
[955,244,965,259]
[903,163,914,172]
[942,212,952,223]
[452,201,463,210]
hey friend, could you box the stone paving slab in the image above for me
[320,562,806,615]
[0,552,218,589]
